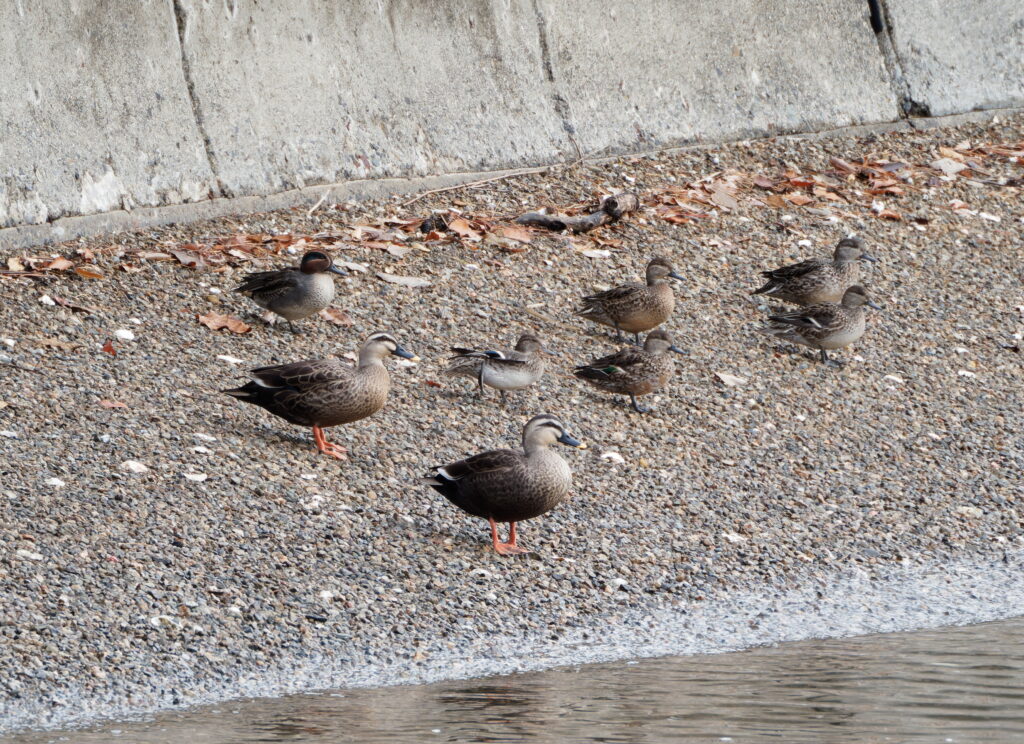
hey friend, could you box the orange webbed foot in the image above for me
[493,542,530,556]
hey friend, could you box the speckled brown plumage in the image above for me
[576,256,683,343]
[752,237,877,305]
[760,285,880,364]
[573,329,683,413]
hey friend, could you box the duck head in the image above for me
[522,414,586,452]
[646,256,684,284]
[360,332,420,365]
[841,285,882,310]
[300,251,348,276]
[834,237,878,264]
[644,328,685,354]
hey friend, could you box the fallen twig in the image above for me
[402,167,552,207]
[515,192,639,234]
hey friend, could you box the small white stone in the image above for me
[184,472,208,482]
[723,531,747,543]
[600,452,626,465]
[193,433,217,442]
[15,549,44,561]
[217,355,245,365]
[797,239,812,247]
[121,460,149,473]
[2,338,14,348]
[0,430,18,439]
[300,473,317,480]
[39,294,57,306]
[319,590,335,601]
[45,477,66,488]
[129,318,143,325]
[114,329,135,341]
[192,446,212,455]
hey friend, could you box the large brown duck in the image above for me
[223,332,417,458]
[423,415,586,555]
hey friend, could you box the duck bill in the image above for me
[861,253,879,264]
[328,265,349,276]
[668,271,685,281]
[668,345,686,355]
[557,432,586,449]
[393,346,420,361]
[866,300,882,310]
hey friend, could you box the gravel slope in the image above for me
[1,114,1022,733]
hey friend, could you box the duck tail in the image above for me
[751,278,778,296]
[222,381,264,403]
[573,365,611,382]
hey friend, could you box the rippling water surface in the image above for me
[13,616,1024,743]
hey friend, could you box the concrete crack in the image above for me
[867,0,930,118]
[530,0,580,154]
[171,0,224,197]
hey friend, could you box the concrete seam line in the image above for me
[0,106,1019,254]
[171,0,224,197]
[868,0,929,118]
[530,0,579,159]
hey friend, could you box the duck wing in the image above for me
[249,357,355,389]
[760,257,826,281]
[573,347,646,380]
[424,448,524,517]
[234,267,301,298]
[579,281,642,307]
[767,303,839,332]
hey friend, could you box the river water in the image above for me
[9,616,1024,743]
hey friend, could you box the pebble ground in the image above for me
[1,114,1022,733]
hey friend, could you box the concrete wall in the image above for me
[883,0,1024,116]
[0,0,1020,243]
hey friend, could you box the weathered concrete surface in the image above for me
[176,0,570,197]
[539,0,900,153]
[0,0,215,229]
[2,0,1022,245]
[884,0,1024,115]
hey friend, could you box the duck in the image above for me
[752,237,877,305]
[573,329,684,413]
[233,250,348,332]
[444,333,547,403]
[223,332,418,459]
[423,414,586,555]
[576,256,684,344]
[759,284,881,364]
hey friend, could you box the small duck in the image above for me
[423,414,586,555]
[444,333,547,403]
[223,332,418,458]
[752,237,877,305]
[573,329,684,413]
[759,285,881,364]
[577,256,684,344]
[234,250,348,332]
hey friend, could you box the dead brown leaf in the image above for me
[43,257,74,272]
[495,225,533,244]
[197,312,252,334]
[171,250,206,269]
[447,218,483,241]
[376,272,431,288]
[785,193,814,206]
[319,307,354,326]
[877,209,903,221]
[99,400,128,409]
[74,266,105,280]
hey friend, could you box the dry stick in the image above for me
[306,188,332,218]
[401,167,552,208]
